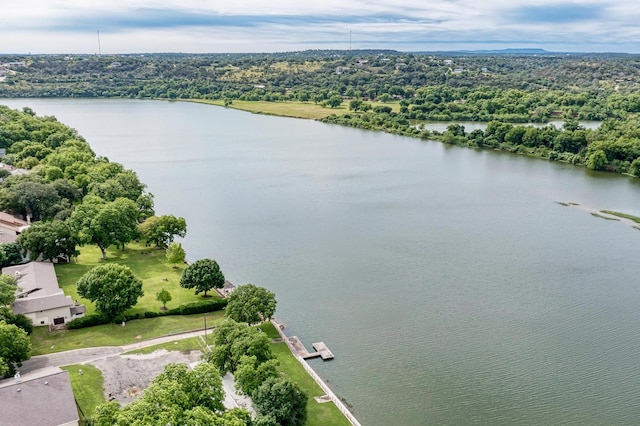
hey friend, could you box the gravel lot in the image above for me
[90,349,202,405]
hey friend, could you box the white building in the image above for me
[5,262,85,327]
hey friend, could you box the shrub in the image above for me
[66,314,109,329]
[179,299,227,315]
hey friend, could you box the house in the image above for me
[0,367,80,426]
[5,262,85,327]
[216,280,236,298]
[0,211,29,243]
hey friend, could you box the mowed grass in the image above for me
[31,311,225,355]
[271,343,351,426]
[122,336,207,355]
[60,364,105,418]
[186,99,349,120]
[55,242,211,316]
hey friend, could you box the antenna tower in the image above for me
[97,30,101,55]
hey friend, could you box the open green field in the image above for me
[61,364,105,419]
[55,242,217,316]
[31,311,225,355]
[186,98,400,120]
[187,99,348,119]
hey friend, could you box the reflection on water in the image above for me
[1,99,639,426]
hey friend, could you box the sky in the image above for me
[2,0,640,54]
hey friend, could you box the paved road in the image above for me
[20,329,209,374]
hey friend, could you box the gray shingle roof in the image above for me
[0,369,79,426]
[4,262,73,315]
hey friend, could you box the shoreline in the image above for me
[271,318,362,426]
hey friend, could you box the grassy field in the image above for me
[31,311,225,355]
[61,364,105,419]
[55,242,215,316]
[187,99,348,120]
[122,335,208,355]
[271,343,351,426]
[186,98,400,119]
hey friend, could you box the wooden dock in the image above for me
[287,336,334,361]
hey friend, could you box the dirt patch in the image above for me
[90,349,202,405]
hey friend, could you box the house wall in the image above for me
[26,306,73,327]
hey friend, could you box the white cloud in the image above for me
[1,0,638,53]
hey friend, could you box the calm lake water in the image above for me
[3,99,640,426]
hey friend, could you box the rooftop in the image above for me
[0,368,79,426]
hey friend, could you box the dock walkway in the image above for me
[287,336,334,360]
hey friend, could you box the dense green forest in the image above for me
[2,50,640,174]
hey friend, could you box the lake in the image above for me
[3,99,640,425]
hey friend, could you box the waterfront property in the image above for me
[6,262,85,327]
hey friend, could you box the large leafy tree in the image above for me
[76,264,143,322]
[0,274,19,307]
[253,377,308,426]
[138,215,187,247]
[226,284,277,324]
[180,258,224,297]
[0,320,32,378]
[0,180,61,221]
[208,319,274,373]
[235,355,279,397]
[69,196,139,259]
[17,220,79,262]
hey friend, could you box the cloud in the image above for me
[510,3,607,24]
[1,0,640,53]
[37,9,444,33]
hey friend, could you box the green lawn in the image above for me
[55,242,217,316]
[187,99,349,120]
[60,364,105,419]
[271,343,351,426]
[122,336,207,355]
[31,311,225,355]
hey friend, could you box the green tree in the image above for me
[587,149,608,170]
[208,319,274,373]
[180,258,225,297]
[138,215,187,247]
[226,284,277,324]
[0,308,33,335]
[0,320,32,378]
[326,95,343,108]
[0,274,19,307]
[349,99,363,111]
[235,355,279,397]
[253,377,308,426]
[70,196,139,259]
[76,264,143,322]
[17,220,79,262]
[156,288,172,310]
[0,243,23,268]
[166,242,186,268]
